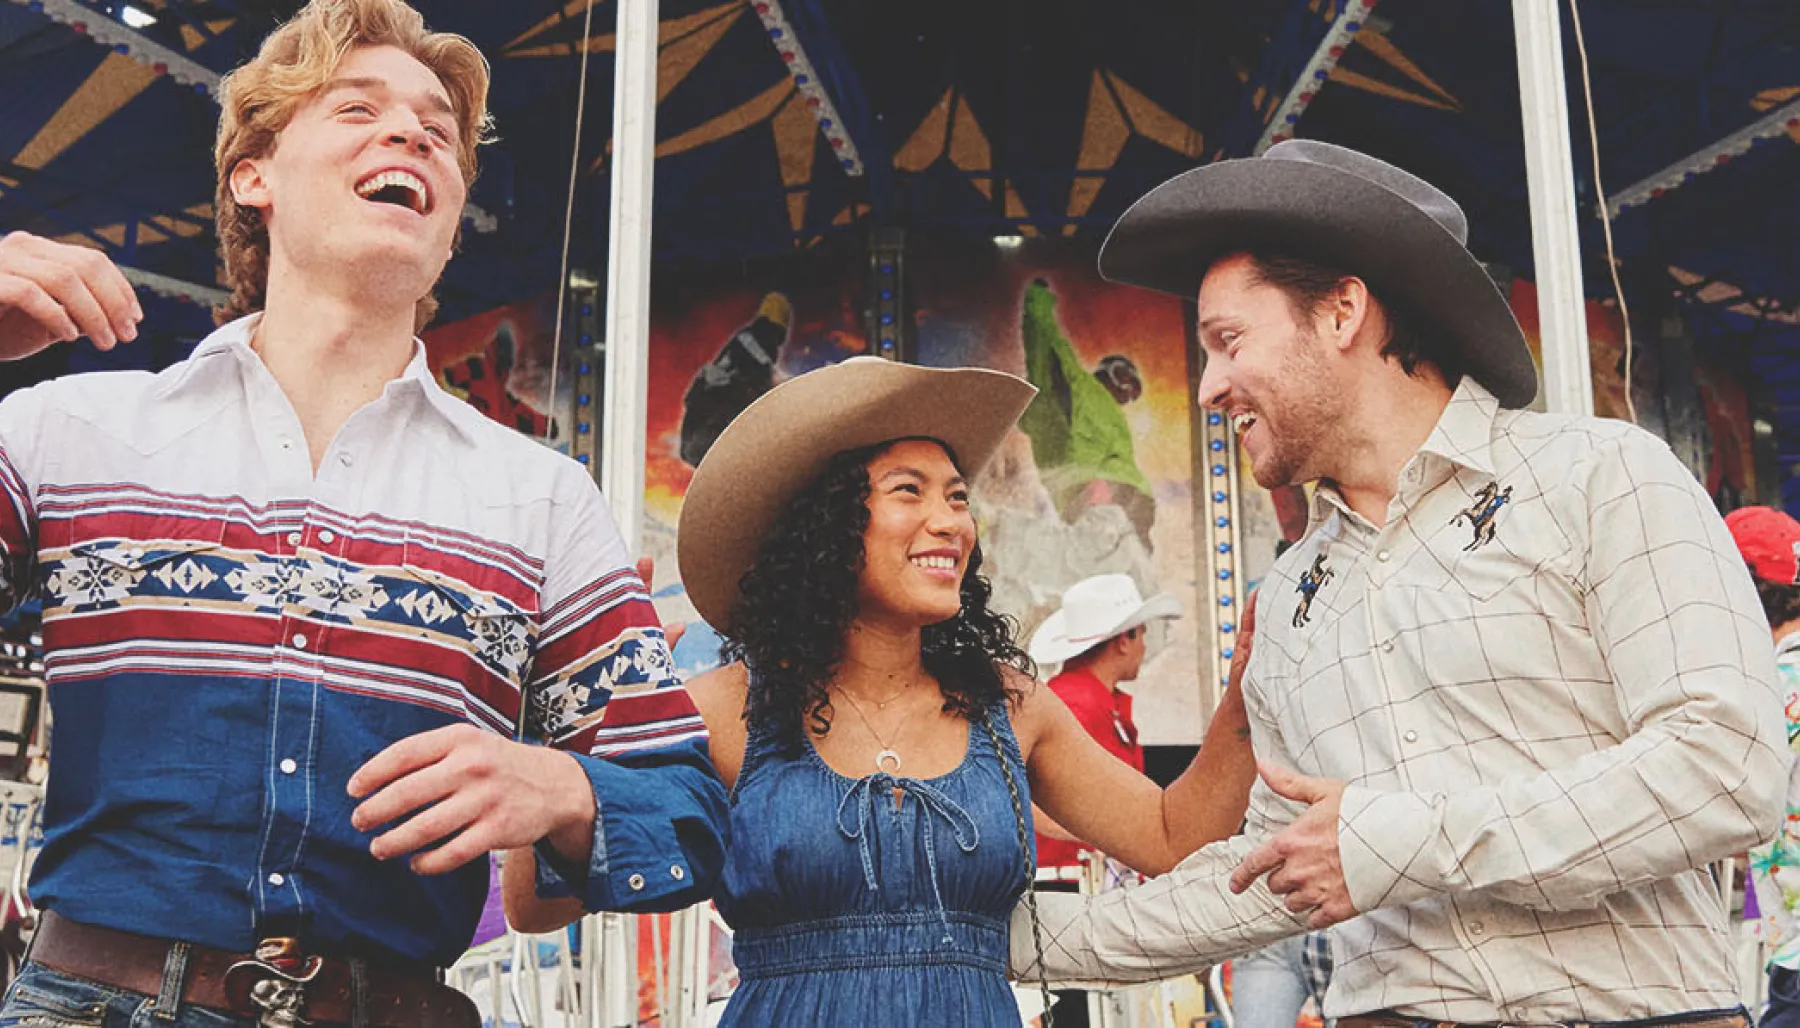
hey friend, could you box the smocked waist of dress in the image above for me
[731,911,1008,978]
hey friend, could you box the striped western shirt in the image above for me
[0,316,726,966]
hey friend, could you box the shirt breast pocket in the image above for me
[37,513,229,615]
[1399,490,1588,679]
[1416,481,1576,604]
[1397,567,1586,677]
[1391,566,1616,767]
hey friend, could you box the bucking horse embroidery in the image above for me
[1292,553,1334,629]
[1451,482,1513,551]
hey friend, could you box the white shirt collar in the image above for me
[159,313,481,444]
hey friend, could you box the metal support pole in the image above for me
[1197,409,1242,716]
[667,905,708,1028]
[689,907,711,1024]
[600,0,661,550]
[1512,0,1591,415]
[585,6,660,1022]
[583,915,602,1028]
[600,912,637,1027]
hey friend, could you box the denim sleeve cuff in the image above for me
[531,834,585,900]
[532,746,724,913]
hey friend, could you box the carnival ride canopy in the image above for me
[0,0,1795,472]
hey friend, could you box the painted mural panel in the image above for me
[637,250,871,678]
[421,242,1222,748]
[630,241,1214,744]
[907,240,1208,745]
[421,293,568,448]
[1508,278,1756,508]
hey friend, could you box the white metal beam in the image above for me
[16,0,217,95]
[1512,0,1590,415]
[600,0,659,550]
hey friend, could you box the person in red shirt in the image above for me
[1025,573,1210,1026]
[1027,573,1183,870]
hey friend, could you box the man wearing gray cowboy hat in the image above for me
[1010,140,1785,1028]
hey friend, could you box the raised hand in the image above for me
[0,232,141,360]
[1228,760,1356,930]
[348,724,595,875]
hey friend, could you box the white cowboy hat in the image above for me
[1027,573,1182,665]
[677,356,1037,629]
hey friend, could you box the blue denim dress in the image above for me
[715,699,1033,1025]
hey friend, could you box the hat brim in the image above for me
[1098,159,1537,409]
[1027,592,1183,665]
[677,358,1038,630]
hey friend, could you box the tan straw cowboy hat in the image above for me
[677,356,1037,629]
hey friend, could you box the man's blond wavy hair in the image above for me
[212,0,491,331]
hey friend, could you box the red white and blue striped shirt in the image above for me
[0,316,726,966]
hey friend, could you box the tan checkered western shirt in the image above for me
[1013,378,1789,1021]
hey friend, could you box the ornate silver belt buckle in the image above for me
[225,937,324,1028]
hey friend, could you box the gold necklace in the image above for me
[869,680,911,710]
[836,688,918,775]
[839,664,917,710]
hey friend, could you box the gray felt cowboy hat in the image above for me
[1098,139,1537,409]
[677,357,1037,630]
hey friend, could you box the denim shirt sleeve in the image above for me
[529,467,729,911]
[532,738,728,911]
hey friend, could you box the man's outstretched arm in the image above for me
[1012,802,1310,987]
[1012,627,1311,988]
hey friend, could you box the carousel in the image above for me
[0,0,1796,1024]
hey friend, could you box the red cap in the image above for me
[1725,506,1800,585]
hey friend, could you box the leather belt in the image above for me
[1339,1011,1748,1028]
[28,911,480,1028]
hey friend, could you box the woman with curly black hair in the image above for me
[507,358,1254,1025]
[718,437,1033,755]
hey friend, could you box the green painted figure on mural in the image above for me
[1017,278,1157,546]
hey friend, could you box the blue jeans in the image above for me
[1767,967,1800,1028]
[1232,934,1332,1028]
[0,963,251,1028]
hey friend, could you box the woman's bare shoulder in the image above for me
[685,661,751,786]
[998,663,1053,747]
[686,660,749,711]
[684,666,748,730]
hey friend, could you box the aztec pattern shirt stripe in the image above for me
[0,316,727,966]
[1014,377,1787,1022]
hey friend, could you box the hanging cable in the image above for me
[545,0,600,448]
[1568,0,1636,424]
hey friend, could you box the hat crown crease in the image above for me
[1266,139,1469,244]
